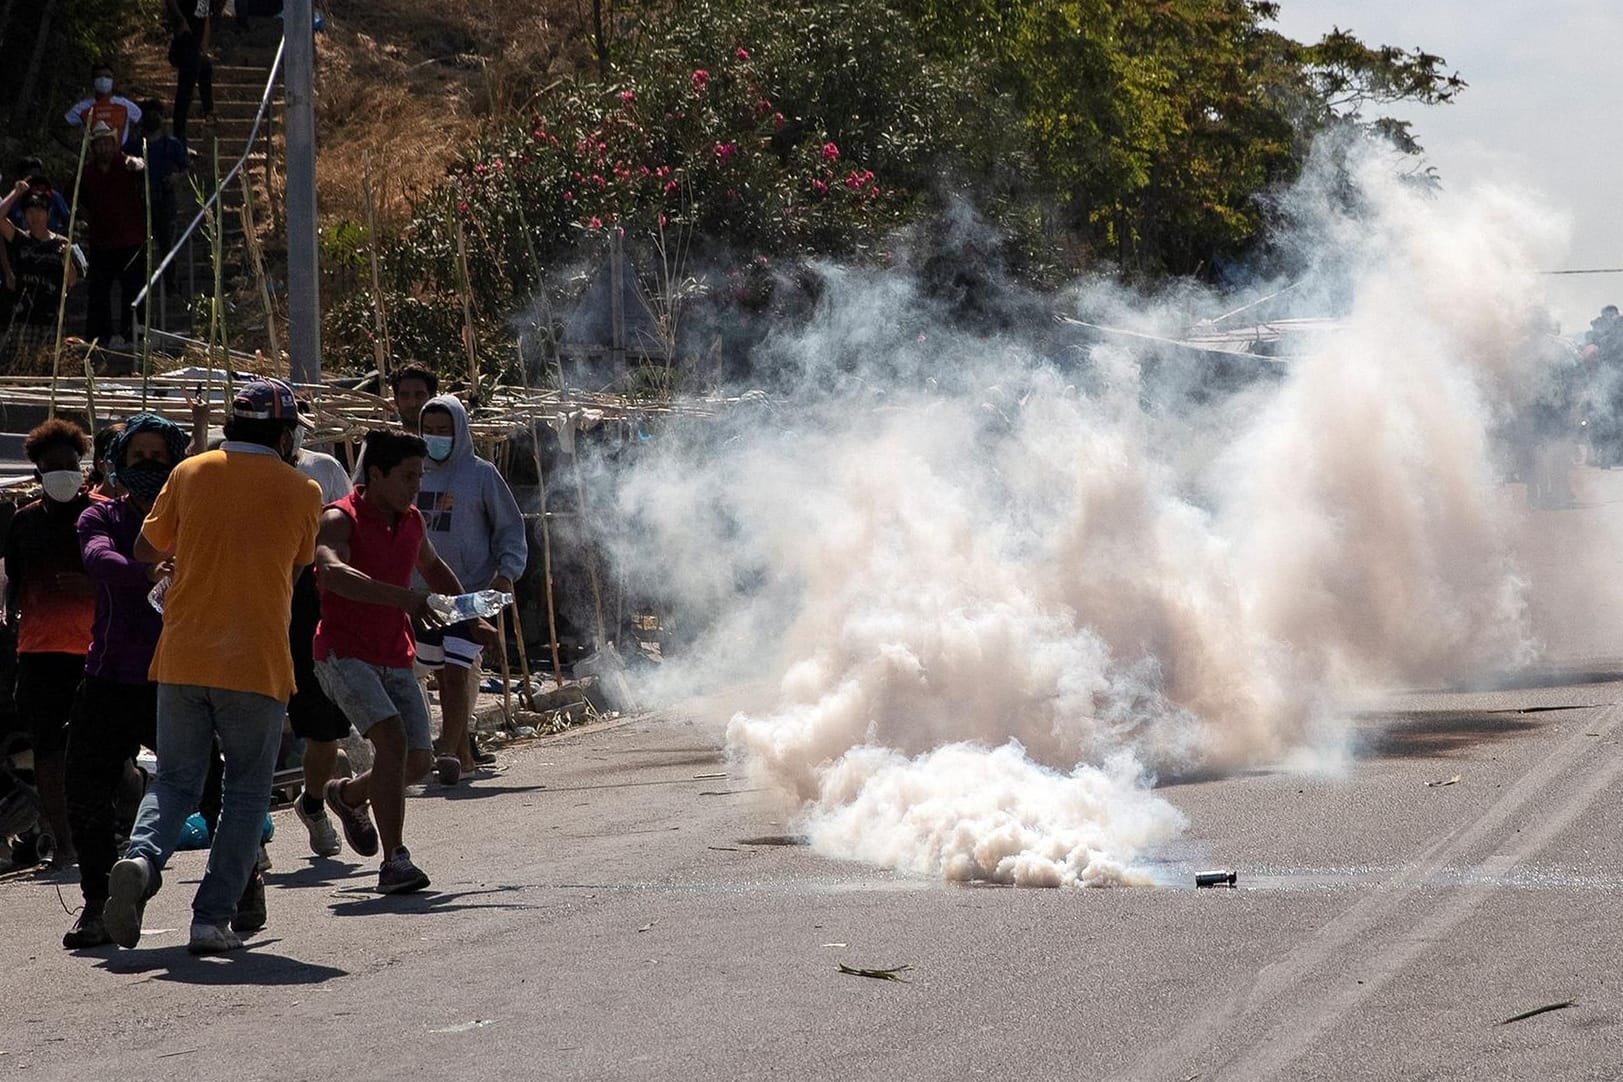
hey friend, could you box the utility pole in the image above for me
[284,0,321,383]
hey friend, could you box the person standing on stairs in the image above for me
[166,0,225,149]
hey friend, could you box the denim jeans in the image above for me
[126,683,284,926]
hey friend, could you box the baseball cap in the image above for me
[232,377,314,427]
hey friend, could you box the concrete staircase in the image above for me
[120,19,286,348]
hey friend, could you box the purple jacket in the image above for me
[78,497,162,683]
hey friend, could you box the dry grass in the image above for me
[313,0,593,229]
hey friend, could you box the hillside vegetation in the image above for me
[6,1,1463,387]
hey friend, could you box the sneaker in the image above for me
[256,844,273,873]
[187,921,243,954]
[295,790,341,856]
[377,847,430,895]
[62,903,112,949]
[231,871,267,934]
[105,855,154,949]
[324,778,379,857]
[469,734,497,766]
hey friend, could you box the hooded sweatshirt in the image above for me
[415,394,528,591]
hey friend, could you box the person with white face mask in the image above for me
[413,396,525,776]
[2,419,95,872]
[64,62,143,147]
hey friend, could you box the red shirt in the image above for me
[78,158,147,249]
[314,490,424,669]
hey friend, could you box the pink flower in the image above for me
[563,190,574,202]
[658,214,668,227]
[457,200,470,213]
[473,163,487,175]
[821,142,839,162]
[492,159,504,170]
[588,216,602,228]
[811,179,828,195]
[772,112,785,130]
[620,89,635,103]
[734,47,750,61]
[713,142,737,163]
[591,174,606,188]
[868,186,880,198]
[663,179,679,193]
[691,69,709,90]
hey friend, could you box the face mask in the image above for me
[93,77,114,95]
[117,458,173,505]
[424,435,454,462]
[40,470,82,503]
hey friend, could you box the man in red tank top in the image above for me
[311,430,491,894]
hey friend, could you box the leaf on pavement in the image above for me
[1425,774,1461,787]
[1499,1000,1575,1025]
[838,963,913,983]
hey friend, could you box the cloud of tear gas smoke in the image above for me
[612,140,1564,886]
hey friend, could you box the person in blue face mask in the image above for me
[2,419,94,874]
[414,395,526,775]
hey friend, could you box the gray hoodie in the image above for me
[416,394,528,590]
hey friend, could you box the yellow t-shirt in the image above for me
[142,446,322,701]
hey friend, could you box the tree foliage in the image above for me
[327,0,1466,377]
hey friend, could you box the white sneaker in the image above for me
[187,921,244,954]
[294,790,341,856]
[105,854,153,949]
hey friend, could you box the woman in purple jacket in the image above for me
[61,414,187,950]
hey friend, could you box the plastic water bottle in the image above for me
[147,576,171,614]
[427,589,514,623]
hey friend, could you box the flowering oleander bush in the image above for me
[324,1,957,376]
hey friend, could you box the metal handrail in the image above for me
[130,35,286,312]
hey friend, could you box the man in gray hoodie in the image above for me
[415,395,528,773]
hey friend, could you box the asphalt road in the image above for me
[6,468,1623,1081]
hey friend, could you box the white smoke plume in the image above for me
[613,141,1565,886]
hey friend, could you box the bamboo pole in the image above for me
[82,348,97,434]
[238,170,280,368]
[572,431,608,649]
[454,218,479,399]
[140,131,155,410]
[523,343,565,690]
[362,151,392,383]
[49,121,92,419]
[207,137,226,408]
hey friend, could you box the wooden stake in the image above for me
[506,592,536,709]
[496,608,513,725]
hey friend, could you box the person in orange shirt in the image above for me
[64,62,144,147]
[1,419,95,870]
[104,378,322,954]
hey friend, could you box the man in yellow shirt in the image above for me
[104,378,322,954]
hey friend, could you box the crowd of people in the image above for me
[3,2,239,368]
[3,360,530,954]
